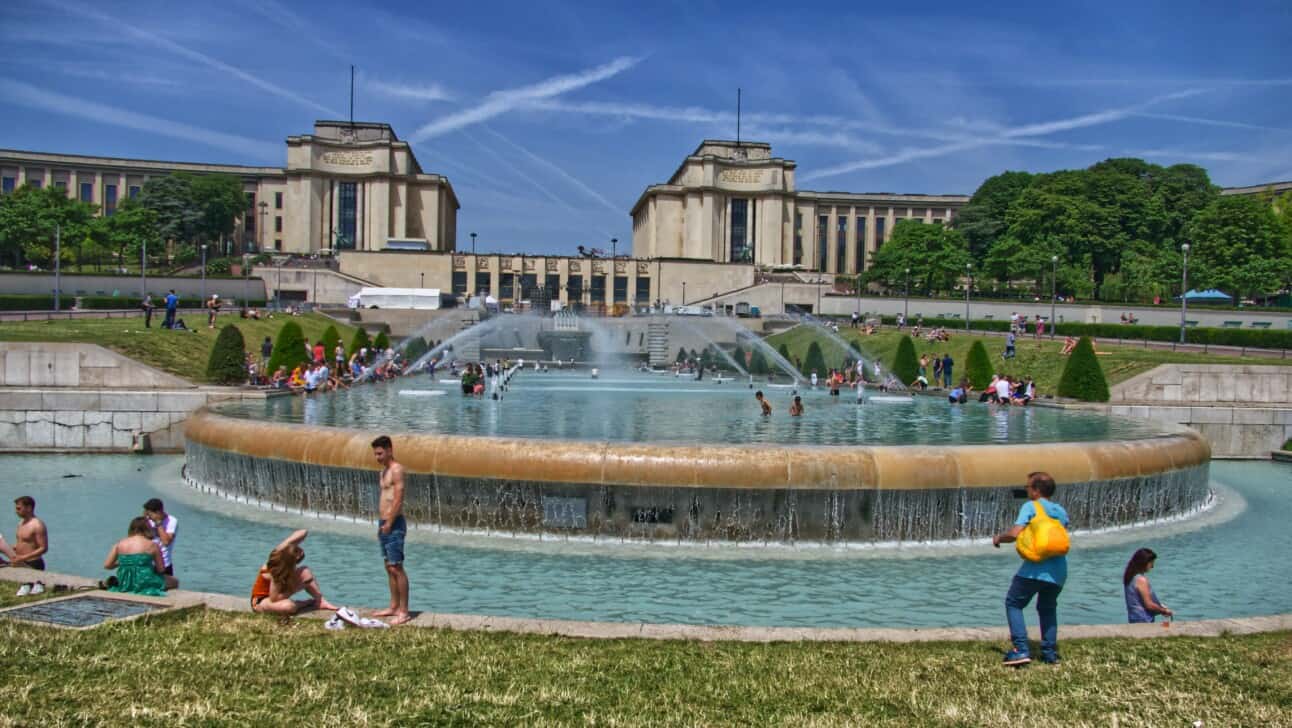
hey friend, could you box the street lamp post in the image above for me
[470,232,477,255]
[141,238,147,299]
[242,253,250,306]
[420,272,425,289]
[200,244,208,304]
[682,281,687,306]
[53,224,61,312]
[964,263,972,331]
[275,265,281,311]
[1180,243,1190,344]
[1050,255,1058,339]
[257,201,268,254]
[611,237,618,259]
[816,277,822,315]
[904,267,911,321]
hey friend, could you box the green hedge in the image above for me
[873,314,1292,349]
[0,294,268,311]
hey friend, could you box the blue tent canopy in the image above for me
[1177,289,1233,302]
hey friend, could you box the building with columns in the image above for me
[0,120,458,255]
[631,139,970,275]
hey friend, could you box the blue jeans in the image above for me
[378,515,407,565]
[1005,575,1062,657]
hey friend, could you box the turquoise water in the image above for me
[212,371,1173,446]
[2,454,1285,628]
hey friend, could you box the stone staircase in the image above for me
[454,317,481,362]
[647,320,671,366]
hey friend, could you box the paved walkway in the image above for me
[4,567,1287,642]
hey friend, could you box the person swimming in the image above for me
[789,395,803,416]
[755,390,772,416]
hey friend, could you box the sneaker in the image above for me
[324,615,346,631]
[1003,649,1032,667]
[334,607,363,628]
[1040,653,1061,665]
[356,616,391,629]
[29,582,44,595]
[15,583,31,597]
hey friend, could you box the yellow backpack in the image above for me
[1015,500,1070,562]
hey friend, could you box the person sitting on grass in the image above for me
[102,517,178,596]
[1061,336,1078,355]
[249,529,337,616]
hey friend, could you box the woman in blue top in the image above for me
[1124,548,1173,623]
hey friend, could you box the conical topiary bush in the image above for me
[891,335,919,385]
[748,347,769,375]
[205,324,246,385]
[373,330,391,353]
[966,339,994,389]
[349,328,372,359]
[267,321,309,374]
[320,325,341,361]
[802,340,827,377]
[1057,336,1110,401]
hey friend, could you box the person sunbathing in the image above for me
[1061,336,1078,355]
[250,529,337,615]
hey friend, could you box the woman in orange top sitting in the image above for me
[250,529,338,615]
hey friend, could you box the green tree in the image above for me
[320,325,342,361]
[205,324,247,385]
[190,173,247,246]
[403,336,429,363]
[777,343,791,364]
[748,347,769,375]
[267,321,309,373]
[349,328,373,358]
[802,341,826,377]
[373,330,391,352]
[1057,336,1110,402]
[965,340,994,389]
[890,335,919,385]
[865,220,971,294]
[1187,195,1292,299]
[731,345,746,372]
[0,184,96,268]
[954,170,1034,260]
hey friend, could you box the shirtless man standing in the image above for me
[371,436,411,625]
[11,496,48,595]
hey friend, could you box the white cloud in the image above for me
[48,0,342,116]
[484,127,622,218]
[410,56,641,141]
[0,77,280,161]
[367,79,453,103]
[1130,112,1292,134]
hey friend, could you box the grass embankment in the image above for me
[0,313,357,384]
[0,601,1286,727]
[767,326,1292,396]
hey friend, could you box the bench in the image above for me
[1185,320,1199,328]
[1251,321,1271,329]
[983,314,994,321]
[1222,321,1243,329]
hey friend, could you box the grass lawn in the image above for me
[0,599,1286,727]
[0,313,357,384]
[767,326,1292,396]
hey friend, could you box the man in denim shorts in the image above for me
[371,435,410,625]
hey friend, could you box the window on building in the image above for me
[275,216,283,233]
[545,274,560,303]
[816,215,829,271]
[475,271,491,295]
[730,198,751,263]
[875,218,886,248]
[836,216,848,273]
[29,179,41,189]
[275,191,283,209]
[567,274,583,309]
[500,274,514,301]
[80,182,93,202]
[912,208,927,221]
[245,192,257,234]
[635,276,651,304]
[613,276,628,303]
[590,275,606,304]
[336,183,356,249]
[451,271,468,295]
[105,185,118,216]
[521,273,538,301]
[54,180,66,191]
[793,212,803,266]
[128,185,141,199]
[855,216,866,272]
[1,177,14,194]
[274,240,282,251]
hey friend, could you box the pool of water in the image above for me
[2,454,1285,628]
[212,371,1174,446]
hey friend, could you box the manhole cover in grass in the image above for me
[1,595,165,627]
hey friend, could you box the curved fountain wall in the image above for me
[183,408,1211,543]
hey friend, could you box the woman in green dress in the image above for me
[102,517,178,596]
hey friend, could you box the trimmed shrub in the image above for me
[891,336,919,385]
[1057,336,1110,402]
[778,343,791,362]
[802,341,827,377]
[205,258,232,275]
[205,324,247,385]
[748,347,769,375]
[267,321,309,374]
[965,340,994,389]
[320,325,341,360]
[373,330,391,352]
[349,328,372,358]
[403,336,428,362]
[732,345,746,372]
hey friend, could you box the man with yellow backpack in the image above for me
[992,471,1071,667]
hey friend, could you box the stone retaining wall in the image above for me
[1,342,191,388]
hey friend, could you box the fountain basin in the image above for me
[184,406,1210,543]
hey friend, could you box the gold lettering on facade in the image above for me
[718,168,765,184]
[320,151,374,167]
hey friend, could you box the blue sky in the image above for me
[1,0,1289,254]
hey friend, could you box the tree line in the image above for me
[861,158,1292,303]
[0,172,250,273]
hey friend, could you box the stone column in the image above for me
[844,205,858,273]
